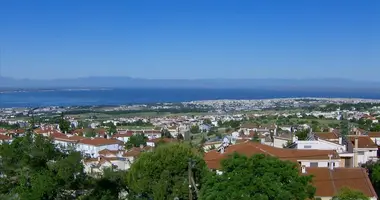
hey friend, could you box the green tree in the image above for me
[161,129,173,138]
[59,113,71,133]
[81,168,128,200]
[203,119,212,125]
[295,129,309,140]
[177,133,184,140]
[251,131,260,142]
[106,122,117,135]
[362,161,380,195]
[85,129,97,138]
[126,143,208,200]
[125,134,148,149]
[332,187,369,200]
[200,153,315,200]
[340,119,349,135]
[0,133,88,199]
[190,125,200,134]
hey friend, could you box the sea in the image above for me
[1,88,380,108]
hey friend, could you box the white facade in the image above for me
[355,148,378,165]
[273,137,289,148]
[298,160,341,168]
[296,139,346,153]
[77,143,120,157]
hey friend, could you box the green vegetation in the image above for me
[218,120,241,130]
[200,153,315,200]
[332,187,369,200]
[0,122,20,130]
[362,161,380,195]
[190,125,200,134]
[117,119,153,127]
[0,133,125,200]
[58,113,71,133]
[125,134,148,149]
[126,143,207,199]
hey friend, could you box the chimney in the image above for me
[328,154,334,170]
[338,137,343,145]
[139,144,144,149]
[354,137,359,167]
[301,165,306,174]
[98,157,101,162]
[220,146,225,154]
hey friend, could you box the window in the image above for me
[358,151,365,155]
[310,162,318,167]
[304,145,312,149]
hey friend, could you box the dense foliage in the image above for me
[0,133,126,200]
[200,153,316,200]
[126,143,208,200]
[125,134,148,149]
[332,187,369,200]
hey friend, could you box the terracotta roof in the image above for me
[98,149,120,156]
[315,132,339,140]
[368,132,380,138]
[147,138,177,144]
[79,138,123,146]
[0,134,12,141]
[348,136,377,148]
[0,128,8,134]
[112,132,133,138]
[304,167,377,198]
[240,123,259,129]
[204,142,339,169]
[123,146,152,157]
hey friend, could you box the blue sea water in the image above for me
[1,88,380,108]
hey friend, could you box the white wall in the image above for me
[300,160,341,168]
[273,138,289,148]
[115,136,130,143]
[356,148,378,165]
[77,143,120,157]
[296,140,346,152]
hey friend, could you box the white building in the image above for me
[77,138,124,158]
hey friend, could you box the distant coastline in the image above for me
[1,88,380,108]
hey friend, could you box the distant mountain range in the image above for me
[1,76,380,91]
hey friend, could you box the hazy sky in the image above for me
[0,0,379,80]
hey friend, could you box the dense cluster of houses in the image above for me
[1,111,380,199]
[201,123,380,200]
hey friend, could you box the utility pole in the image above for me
[188,159,192,200]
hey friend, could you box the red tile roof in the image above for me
[0,134,12,141]
[79,138,123,146]
[348,136,377,148]
[204,142,339,169]
[304,167,377,198]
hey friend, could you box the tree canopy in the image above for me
[332,187,369,200]
[0,133,88,199]
[125,134,148,149]
[199,153,315,200]
[58,114,71,134]
[0,133,127,200]
[126,143,208,200]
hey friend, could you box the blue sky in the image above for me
[0,0,379,80]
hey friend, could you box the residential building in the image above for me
[303,167,377,200]
[204,141,342,169]
[77,138,124,158]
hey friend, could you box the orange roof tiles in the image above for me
[368,132,380,138]
[0,134,12,141]
[348,136,377,148]
[305,167,377,198]
[204,142,339,169]
[315,132,339,140]
[79,138,123,146]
